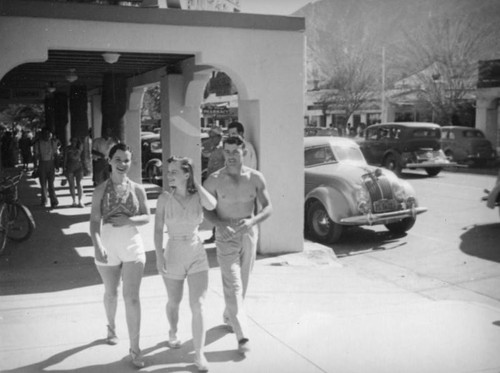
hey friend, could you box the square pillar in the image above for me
[124,87,144,183]
[161,74,203,188]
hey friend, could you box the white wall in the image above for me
[0,15,305,254]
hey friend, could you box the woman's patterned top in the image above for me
[101,179,140,224]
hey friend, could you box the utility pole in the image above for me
[381,46,387,122]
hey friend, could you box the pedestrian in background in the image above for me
[154,156,216,371]
[63,137,85,207]
[19,131,33,171]
[89,143,150,369]
[92,127,118,186]
[33,128,59,209]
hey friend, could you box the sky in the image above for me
[240,0,313,15]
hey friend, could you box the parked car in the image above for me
[141,133,162,185]
[304,136,427,244]
[140,132,211,185]
[440,126,497,166]
[357,122,456,177]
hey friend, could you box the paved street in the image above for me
[1,170,500,373]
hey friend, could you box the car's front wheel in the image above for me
[306,200,343,244]
[383,154,402,176]
[385,217,416,234]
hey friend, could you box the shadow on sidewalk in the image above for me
[2,326,242,373]
[0,173,164,296]
[317,226,407,258]
[1,340,136,373]
[460,222,500,263]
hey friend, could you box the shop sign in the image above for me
[202,106,230,115]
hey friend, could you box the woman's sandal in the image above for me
[194,356,209,372]
[167,336,181,349]
[106,325,118,345]
[129,348,145,369]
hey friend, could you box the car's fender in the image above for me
[145,158,162,170]
[305,186,353,223]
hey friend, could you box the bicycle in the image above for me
[0,171,36,255]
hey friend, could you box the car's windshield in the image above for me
[305,145,337,166]
[412,128,441,138]
[332,145,365,163]
[305,144,366,166]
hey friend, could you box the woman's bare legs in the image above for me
[188,270,209,367]
[96,264,121,336]
[67,173,76,204]
[163,277,184,344]
[122,261,145,354]
[75,173,83,205]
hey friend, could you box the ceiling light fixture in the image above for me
[66,68,78,83]
[102,52,121,64]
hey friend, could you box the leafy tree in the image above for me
[393,13,497,125]
[0,104,44,131]
[141,84,161,121]
[313,46,379,132]
[308,14,380,131]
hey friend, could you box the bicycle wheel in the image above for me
[0,204,9,255]
[7,203,35,242]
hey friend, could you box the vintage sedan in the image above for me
[141,132,211,185]
[141,133,163,185]
[358,122,456,176]
[441,126,497,166]
[304,136,427,244]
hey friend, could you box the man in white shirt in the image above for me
[33,128,60,208]
[92,127,118,186]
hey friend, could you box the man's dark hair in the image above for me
[228,121,244,135]
[223,134,245,148]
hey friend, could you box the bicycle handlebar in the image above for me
[0,172,24,192]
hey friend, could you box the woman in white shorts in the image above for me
[154,156,216,372]
[89,143,150,368]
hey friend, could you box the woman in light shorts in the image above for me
[154,156,216,372]
[89,143,150,368]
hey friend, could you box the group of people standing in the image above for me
[89,121,272,370]
[31,128,87,209]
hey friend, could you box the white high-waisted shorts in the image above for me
[95,224,146,266]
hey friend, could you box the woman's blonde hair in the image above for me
[167,156,197,194]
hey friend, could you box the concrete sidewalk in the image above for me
[1,171,500,373]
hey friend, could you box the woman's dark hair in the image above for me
[108,143,130,159]
[167,156,197,194]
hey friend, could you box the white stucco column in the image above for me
[161,74,203,187]
[238,99,261,159]
[124,87,144,183]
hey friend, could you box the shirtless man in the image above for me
[203,135,272,354]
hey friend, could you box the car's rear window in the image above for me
[412,128,440,138]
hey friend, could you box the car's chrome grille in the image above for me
[362,174,396,212]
